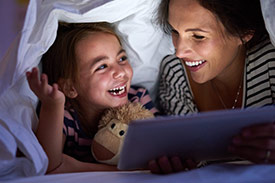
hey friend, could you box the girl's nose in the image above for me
[112,65,125,79]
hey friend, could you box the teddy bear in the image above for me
[91,102,154,165]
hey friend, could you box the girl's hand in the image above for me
[26,67,65,105]
[148,156,197,174]
[229,122,275,164]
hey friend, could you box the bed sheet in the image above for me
[4,164,275,183]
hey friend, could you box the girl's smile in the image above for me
[108,84,127,97]
[73,32,133,111]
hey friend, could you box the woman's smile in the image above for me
[183,59,207,72]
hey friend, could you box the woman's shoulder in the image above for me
[246,37,275,77]
[245,36,275,107]
[247,36,275,62]
[159,54,186,81]
[160,54,182,70]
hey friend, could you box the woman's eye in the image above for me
[95,64,107,71]
[193,34,205,40]
[171,29,179,36]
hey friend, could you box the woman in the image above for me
[151,0,275,174]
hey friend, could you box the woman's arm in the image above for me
[27,67,65,172]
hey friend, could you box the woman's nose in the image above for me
[174,37,192,58]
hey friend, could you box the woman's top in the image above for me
[62,85,157,162]
[158,37,275,115]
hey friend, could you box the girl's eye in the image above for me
[95,64,107,71]
[193,34,205,40]
[119,56,128,62]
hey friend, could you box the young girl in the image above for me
[26,22,157,173]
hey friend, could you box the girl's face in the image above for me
[73,32,133,110]
[169,0,245,84]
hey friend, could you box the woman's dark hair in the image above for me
[157,0,268,49]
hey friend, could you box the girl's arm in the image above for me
[26,67,65,172]
[48,154,118,174]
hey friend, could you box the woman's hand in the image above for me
[26,67,65,105]
[148,156,197,174]
[229,122,275,164]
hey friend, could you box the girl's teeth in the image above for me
[185,60,205,67]
[112,87,125,95]
[109,85,126,95]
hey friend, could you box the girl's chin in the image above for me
[111,99,128,108]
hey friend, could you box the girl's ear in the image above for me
[58,79,78,99]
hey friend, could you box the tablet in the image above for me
[118,105,275,170]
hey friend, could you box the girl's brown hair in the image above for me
[41,22,121,87]
[41,22,121,127]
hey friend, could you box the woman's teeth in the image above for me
[108,85,126,95]
[185,60,206,67]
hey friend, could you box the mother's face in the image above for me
[168,0,244,84]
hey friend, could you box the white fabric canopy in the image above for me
[261,0,275,46]
[0,0,275,181]
[0,0,173,180]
